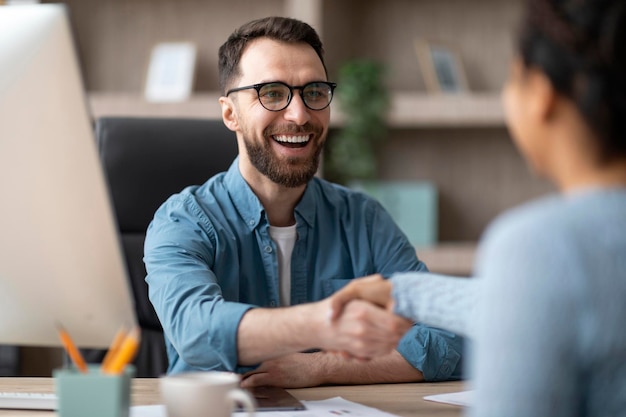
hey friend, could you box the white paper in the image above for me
[423,390,473,407]
[131,396,401,417]
[130,404,167,417]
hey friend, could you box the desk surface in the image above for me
[0,378,464,417]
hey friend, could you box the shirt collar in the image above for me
[294,179,317,228]
[223,157,265,230]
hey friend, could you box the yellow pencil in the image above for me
[102,327,141,375]
[101,325,128,371]
[56,323,88,373]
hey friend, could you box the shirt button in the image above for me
[264,245,272,253]
[248,219,255,226]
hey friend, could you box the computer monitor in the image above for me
[0,4,137,348]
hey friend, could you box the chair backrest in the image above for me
[94,117,238,376]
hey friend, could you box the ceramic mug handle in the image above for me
[227,388,256,417]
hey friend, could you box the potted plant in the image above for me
[324,59,390,185]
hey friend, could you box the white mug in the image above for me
[160,371,256,417]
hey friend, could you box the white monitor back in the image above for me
[0,4,137,348]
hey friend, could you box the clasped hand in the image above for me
[324,274,411,360]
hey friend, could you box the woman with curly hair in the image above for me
[331,1,626,415]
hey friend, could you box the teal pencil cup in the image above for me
[53,365,135,417]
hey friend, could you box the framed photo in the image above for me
[415,39,468,94]
[144,42,197,102]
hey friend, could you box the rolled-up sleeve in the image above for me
[145,193,255,373]
[397,324,464,381]
[150,278,254,371]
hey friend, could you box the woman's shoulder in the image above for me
[485,188,626,242]
[474,194,579,280]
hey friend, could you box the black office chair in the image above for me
[91,117,238,377]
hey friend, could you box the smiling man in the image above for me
[144,16,463,388]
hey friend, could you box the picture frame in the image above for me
[144,42,197,102]
[415,38,469,94]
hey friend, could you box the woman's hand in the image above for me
[328,274,394,320]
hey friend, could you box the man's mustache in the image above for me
[264,122,323,137]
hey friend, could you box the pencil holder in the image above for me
[53,364,135,417]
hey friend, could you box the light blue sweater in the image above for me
[392,187,626,417]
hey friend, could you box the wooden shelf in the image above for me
[415,241,476,276]
[88,92,223,120]
[385,93,504,128]
[89,92,504,128]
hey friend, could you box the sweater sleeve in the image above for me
[391,272,477,337]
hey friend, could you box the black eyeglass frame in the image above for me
[225,81,337,112]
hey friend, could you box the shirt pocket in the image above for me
[321,278,353,298]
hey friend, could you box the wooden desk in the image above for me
[0,378,464,417]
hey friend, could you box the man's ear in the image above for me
[219,96,239,132]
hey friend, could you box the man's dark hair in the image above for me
[218,16,326,95]
[519,0,626,161]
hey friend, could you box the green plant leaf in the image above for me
[326,59,390,183]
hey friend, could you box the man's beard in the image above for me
[243,123,325,188]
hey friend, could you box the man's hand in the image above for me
[328,274,394,320]
[319,298,411,359]
[241,352,328,388]
[241,349,425,388]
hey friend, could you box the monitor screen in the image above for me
[0,4,137,349]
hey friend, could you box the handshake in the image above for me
[321,274,410,361]
[237,273,416,388]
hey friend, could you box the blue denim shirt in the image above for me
[145,159,463,379]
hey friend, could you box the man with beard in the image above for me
[144,16,463,387]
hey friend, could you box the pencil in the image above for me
[56,323,88,373]
[102,327,141,375]
[101,325,128,372]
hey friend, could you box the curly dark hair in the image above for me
[218,16,326,95]
[518,0,626,162]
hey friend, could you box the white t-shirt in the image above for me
[269,224,297,306]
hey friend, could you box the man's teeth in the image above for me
[274,135,309,143]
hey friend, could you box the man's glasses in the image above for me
[225,81,337,112]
